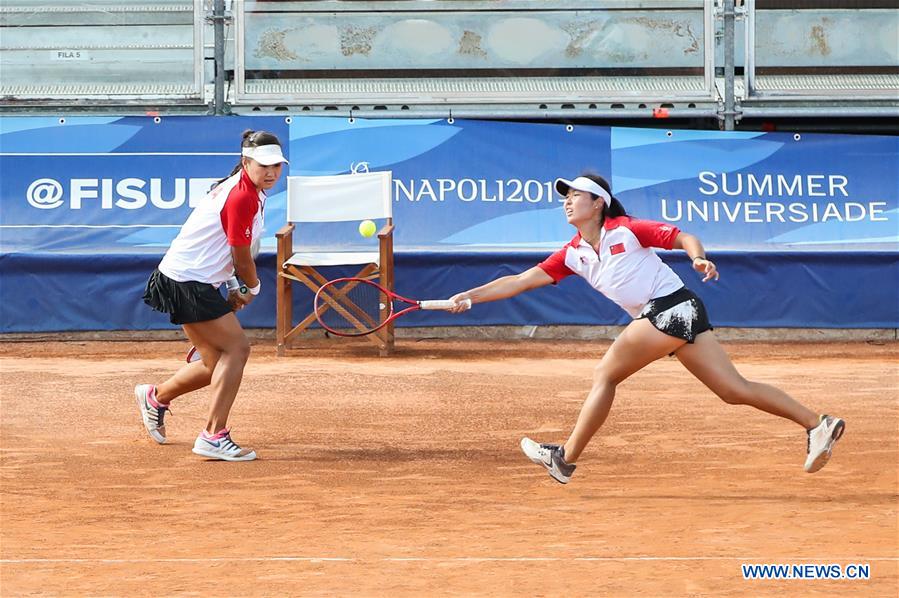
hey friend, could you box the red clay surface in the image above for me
[1,338,897,596]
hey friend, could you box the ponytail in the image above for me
[606,196,627,219]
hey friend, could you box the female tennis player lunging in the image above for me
[448,174,845,484]
[134,130,287,462]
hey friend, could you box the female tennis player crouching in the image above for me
[448,174,845,484]
[135,130,287,462]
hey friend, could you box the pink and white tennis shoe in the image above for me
[192,428,257,462]
[134,384,168,444]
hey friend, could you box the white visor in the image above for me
[555,176,611,207]
[241,144,288,166]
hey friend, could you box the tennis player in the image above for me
[448,174,845,483]
[135,130,287,462]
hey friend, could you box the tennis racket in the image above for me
[314,277,471,337]
[186,345,202,363]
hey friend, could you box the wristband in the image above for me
[692,256,706,262]
[225,276,241,292]
[247,281,261,296]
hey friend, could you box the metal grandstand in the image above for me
[0,0,897,126]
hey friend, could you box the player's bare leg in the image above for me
[182,313,256,461]
[673,331,818,428]
[562,318,685,463]
[134,331,225,444]
[674,331,843,472]
[182,313,250,434]
[155,356,219,405]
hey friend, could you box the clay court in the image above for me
[1,337,896,596]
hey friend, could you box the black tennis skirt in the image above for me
[143,269,232,325]
[637,287,713,344]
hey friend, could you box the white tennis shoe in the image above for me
[134,384,168,444]
[520,437,576,484]
[804,414,845,473]
[192,429,257,462]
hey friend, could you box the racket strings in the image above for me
[316,280,387,333]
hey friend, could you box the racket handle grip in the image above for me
[419,298,472,311]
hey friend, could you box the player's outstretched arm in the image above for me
[448,266,554,312]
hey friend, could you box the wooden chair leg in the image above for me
[276,270,292,356]
[276,224,294,356]
[379,234,395,356]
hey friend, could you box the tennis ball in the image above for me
[359,220,377,238]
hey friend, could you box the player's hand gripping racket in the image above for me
[225,238,261,309]
[314,277,471,337]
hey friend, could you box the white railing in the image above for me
[1,0,897,120]
[0,0,206,104]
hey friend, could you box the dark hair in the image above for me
[213,129,283,188]
[580,172,627,219]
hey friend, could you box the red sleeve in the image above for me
[537,247,574,283]
[220,187,258,246]
[627,218,680,250]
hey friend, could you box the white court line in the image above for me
[2,556,897,564]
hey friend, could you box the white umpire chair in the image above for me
[275,171,395,356]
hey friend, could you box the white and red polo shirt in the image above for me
[159,169,264,285]
[538,216,684,317]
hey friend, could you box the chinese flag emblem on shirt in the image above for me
[610,243,626,255]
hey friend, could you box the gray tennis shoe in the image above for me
[804,414,845,473]
[520,437,576,484]
[134,384,168,444]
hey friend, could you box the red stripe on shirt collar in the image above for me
[570,216,631,246]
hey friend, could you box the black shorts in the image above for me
[637,287,713,344]
[142,269,232,325]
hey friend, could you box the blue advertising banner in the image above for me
[609,128,898,250]
[0,116,896,332]
[0,116,288,252]
[286,119,898,251]
[2,116,896,252]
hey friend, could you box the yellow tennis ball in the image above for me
[359,220,377,238]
